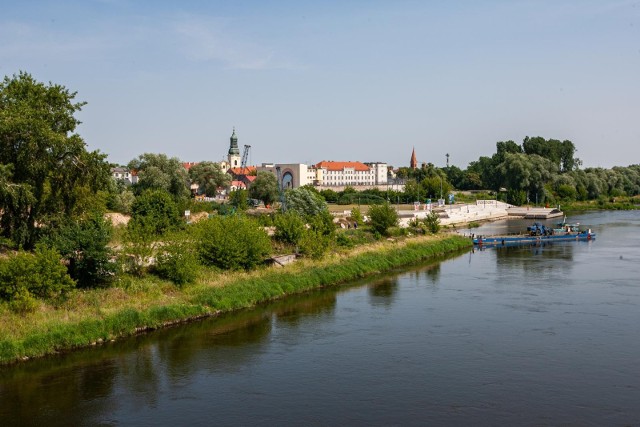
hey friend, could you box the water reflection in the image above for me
[368,277,399,305]
[0,289,342,427]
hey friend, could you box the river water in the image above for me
[1,210,639,426]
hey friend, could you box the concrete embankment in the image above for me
[398,200,564,226]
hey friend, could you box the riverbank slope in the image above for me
[0,235,471,365]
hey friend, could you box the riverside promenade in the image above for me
[397,200,563,227]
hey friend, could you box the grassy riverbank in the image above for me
[0,235,471,365]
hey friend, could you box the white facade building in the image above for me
[313,161,388,186]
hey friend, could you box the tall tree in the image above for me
[0,72,110,248]
[188,161,230,197]
[249,171,278,205]
[128,153,189,200]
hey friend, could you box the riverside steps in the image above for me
[397,200,564,227]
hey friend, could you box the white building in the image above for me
[313,161,387,186]
[111,167,138,185]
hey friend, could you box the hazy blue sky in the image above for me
[2,0,639,169]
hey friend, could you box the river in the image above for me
[1,210,639,426]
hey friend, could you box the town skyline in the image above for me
[2,1,638,169]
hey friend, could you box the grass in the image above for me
[0,234,471,365]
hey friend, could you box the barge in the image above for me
[473,220,595,247]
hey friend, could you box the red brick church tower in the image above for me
[410,147,417,169]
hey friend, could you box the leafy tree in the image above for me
[128,153,190,200]
[249,171,279,206]
[284,188,328,216]
[112,188,136,214]
[368,202,399,236]
[228,189,249,211]
[0,72,111,248]
[522,136,579,173]
[497,153,557,204]
[188,161,230,197]
[129,190,181,236]
[444,165,465,189]
[44,215,116,288]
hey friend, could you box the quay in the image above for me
[397,200,564,227]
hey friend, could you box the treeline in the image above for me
[441,137,640,205]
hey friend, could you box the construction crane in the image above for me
[241,144,251,171]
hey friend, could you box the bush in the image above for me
[349,207,364,225]
[153,233,199,286]
[368,202,399,236]
[274,212,306,245]
[119,225,156,277]
[129,189,181,236]
[335,232,354,248]
[196,215,271,270]
[0,245,75,309]
[424,211,441,234]
[298,229,331,259]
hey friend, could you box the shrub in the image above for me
[368,202,399,236]
[196,215,271,270]
[0,245,75,309]
[274,212,306,245]
[424,211,441,234]
[335,232,354,248]
[349,207,364,226]
[153,233,199,286]
[298,229,331,259]
[129,189,181,236]
[119,225,156,277]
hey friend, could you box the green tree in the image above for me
[249,171,279,206]
[188,161,230,197]
[284,188,328,216]
[228,189,249,211]
[129,190,181,236]
[128,153,190,200]
[0,72,111,248]
[368,202,399,236]
[44,215,116,288]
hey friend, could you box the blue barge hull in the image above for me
[473,232,595,246]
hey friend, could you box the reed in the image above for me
[0,235,471,364]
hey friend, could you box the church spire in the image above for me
[410,147,417,169]
[228,127,240,156]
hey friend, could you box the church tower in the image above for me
[410,147,417,170]
[228,128,241,168]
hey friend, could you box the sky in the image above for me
[1,0,639,169]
